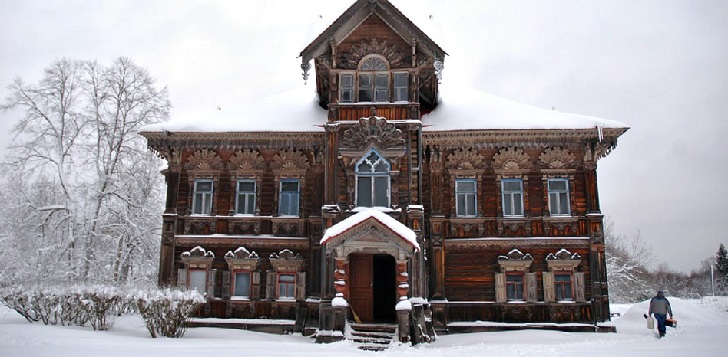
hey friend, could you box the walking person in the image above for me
[648,290,673,338]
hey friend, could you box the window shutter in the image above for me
[177,268,188,289]
[296,272,306,301]
[222,270,231,300]
[252,271,261,300]
[266,271,276,300]
[542,271,555,302]
[495,273,506,303]
[574,272,585,302]
[206,269,217,298]
[526,273,538,302]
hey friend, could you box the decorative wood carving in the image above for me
[227,149,266,174]
[493,147,531,171]
[181,246,215,268]
[445,148,486,170]
[539,147,575,169]
[545,248,581,271]
[339,39,405,69]
[224,247,260,271]
[185,149,224,172]
[497,249,534,272]
[340,115,405,151]
[269,249,305,271]
[271,149,310,176]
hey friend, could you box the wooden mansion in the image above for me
[139,0,628,343]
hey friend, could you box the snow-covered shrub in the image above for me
[0,285,123,329]
[129,288,205,338]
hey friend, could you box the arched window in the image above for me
[359,55,389,102]
[356,148,390,207]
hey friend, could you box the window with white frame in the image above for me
[547,178,570,216]
[233,271,251,299]
[338,56,410,103]
[501,178,524,216]
[455,179,477,217]
[235,179,256,215]
[278,179,300,216]
[278,273,296,300]
[356,149,390,208]
[192,180,213,215]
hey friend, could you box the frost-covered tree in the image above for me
[1,57,169,284]
[604,218,654,302]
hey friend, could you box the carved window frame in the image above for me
[179,246,216,298]
[278,179,301,217]
[543,249,584,302]
[355,147,391,208]
[227,149,265,216]
[271,149,310,218]
[338,55,402,103]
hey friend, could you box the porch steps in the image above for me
[349,323,397,351]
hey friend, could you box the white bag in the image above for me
[647,316,655,330]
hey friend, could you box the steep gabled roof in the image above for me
[299,0,446,62]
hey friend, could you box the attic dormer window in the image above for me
[340,55,408,103]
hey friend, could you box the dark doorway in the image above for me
[372,254,396,322]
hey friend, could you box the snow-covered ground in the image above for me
[1,297,726,357]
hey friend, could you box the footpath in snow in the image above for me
[0,297,726,357]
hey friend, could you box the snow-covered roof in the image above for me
[138,82,627,134]
[320,209,419,251]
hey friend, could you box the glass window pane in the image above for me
[394,73,408,86]
[513,193,523,215]
[466,194,476,215]
[457,181,476,192]
[189,270,206,293]
[341,74,353,87]
[234,273,251,297]
[358,161,372,172]
[358,177,372,207]
[374,176,389,207]
[238,181,255,192]
[375,73,388,86]
[282,181,299,192]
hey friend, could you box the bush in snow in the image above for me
[129,288,205,338]
[0,285,123,329]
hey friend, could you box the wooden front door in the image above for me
[349,254,373,322]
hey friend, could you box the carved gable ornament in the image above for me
[446,148,486,171]
[497,248,534,272]
[225,246,260,271]
[181,245,215,268]
[185,149,223,178]
[341,114,405,152]
[339,39,404,69]
[271,149,310,177]
[227,149,266,176]
[539,147,576,170]
[545,248,581,271]
[493,147,531,173]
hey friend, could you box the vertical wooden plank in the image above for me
[206,269,217,298]
[177,268,188,289]
[526,273,538,302]
[574,272,585,302]
[266,271,276,300]
[222,270,231,300]
[495,273,506,303]
[543,271,555,302]
[296,272,307,301]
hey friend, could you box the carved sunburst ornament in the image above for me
[493,147,530,170]
[339,39,404,69]
[227,149,266,171]
[341,116,404,150]
[184,149,223,171]
[539,147,575,169]
[446,148,485,170]
[271,149,310,172]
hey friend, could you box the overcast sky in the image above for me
[2,0,727,273]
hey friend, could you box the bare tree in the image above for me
[1,57,169,284]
